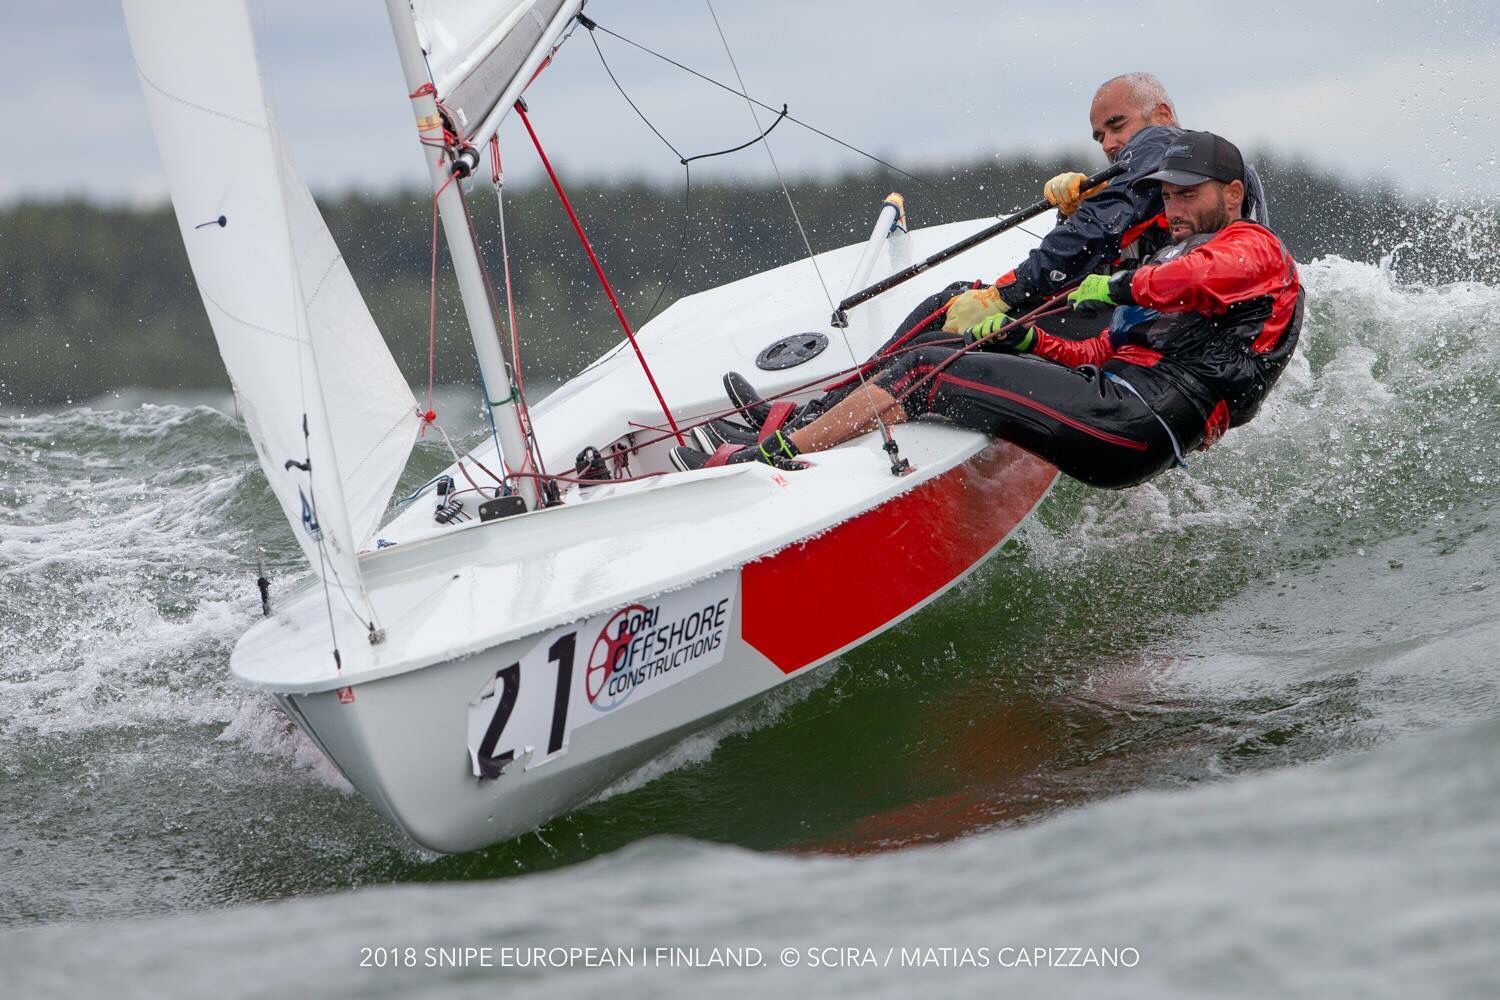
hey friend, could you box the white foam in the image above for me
[218,697,352,791]
[0,405,312,762]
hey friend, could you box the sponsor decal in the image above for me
[1165,142,1194,159]
[465,576,737,776]
[585,593,732,713]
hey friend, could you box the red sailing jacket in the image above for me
[1030,220,1303,446]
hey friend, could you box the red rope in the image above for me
[594,292,1076,461]
[515,101,687,446]
[820,296,960,394]
[618,291,1081,457]
[614,333,954,457]
[424,192,439,433]
[886,290,1079,413]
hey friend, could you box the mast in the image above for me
[384,0,540,510]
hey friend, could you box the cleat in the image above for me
[574,445,610,482]
[691,419,758,452]
[723,371,772,428]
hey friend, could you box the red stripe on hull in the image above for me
[741,443,1057,674]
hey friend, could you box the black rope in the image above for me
[683,107,788,163]
[588,26,787,326]
[587,28,689,323]
[588,26,684,161]
[579,15,934,191]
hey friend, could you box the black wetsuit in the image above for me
[869,220,1303,490]
[883,350,1196,487]
[799,128,1270,425]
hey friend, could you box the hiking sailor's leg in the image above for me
[799,282,974,422]
[787,382,910,454]
[723,281,974,432]
[881,348,1187,489]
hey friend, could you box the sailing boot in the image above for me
[724,370,842,432]
[722,371,776,428]
[670,429,802,472]
[690,418,759,453]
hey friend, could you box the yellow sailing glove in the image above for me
[941,285,1009,333]
[1043,171,1107,216]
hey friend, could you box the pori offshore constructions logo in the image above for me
[586,592,732,712]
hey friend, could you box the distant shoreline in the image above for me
[2,155,1490,409]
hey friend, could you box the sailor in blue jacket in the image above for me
[942,72,1267,331]
[709,73,1268,447]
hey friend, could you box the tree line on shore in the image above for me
[1,153,1488,409]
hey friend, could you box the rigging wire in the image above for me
[266,84,347,662]
[462,149,549,485]
[587,26,688,324]
[585,14,1048,292]
[585,25,788,325]
[581,15,935,191]
[703,0,902,469]
[265,118,383,654]
[306,498,344,673]
[704,0,832,313]
[484,137,549,486]
[289,415,381,660]
[489,138,527,393]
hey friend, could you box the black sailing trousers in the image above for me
[873,347,1203,490]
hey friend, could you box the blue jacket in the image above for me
[997,125,1268,309]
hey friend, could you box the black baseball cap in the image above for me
[1137,131,1245,187]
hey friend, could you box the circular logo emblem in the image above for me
[586,604,647,711]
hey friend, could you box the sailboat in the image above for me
[123,0,1058,852]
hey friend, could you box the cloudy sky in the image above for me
[7,0,1500,205]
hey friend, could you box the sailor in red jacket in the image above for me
[672,132,1303,490]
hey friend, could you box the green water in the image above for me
[2,256,1498,997]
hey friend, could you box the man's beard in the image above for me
[1175,199,1231,240]
[1199,200,1231,234]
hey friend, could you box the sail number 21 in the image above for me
[474,631,576,780]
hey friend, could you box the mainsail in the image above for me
[123,0,421,612]
[410,0,583,144]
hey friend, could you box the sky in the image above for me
[6,0,1500,205]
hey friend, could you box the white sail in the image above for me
[410,0,582,143]
[279,141,422,547]
[123,0,421,608]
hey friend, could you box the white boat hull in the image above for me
[233,217,1062,851]
[274,442,1053,852]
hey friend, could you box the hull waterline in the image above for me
[268,443,1054,852]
